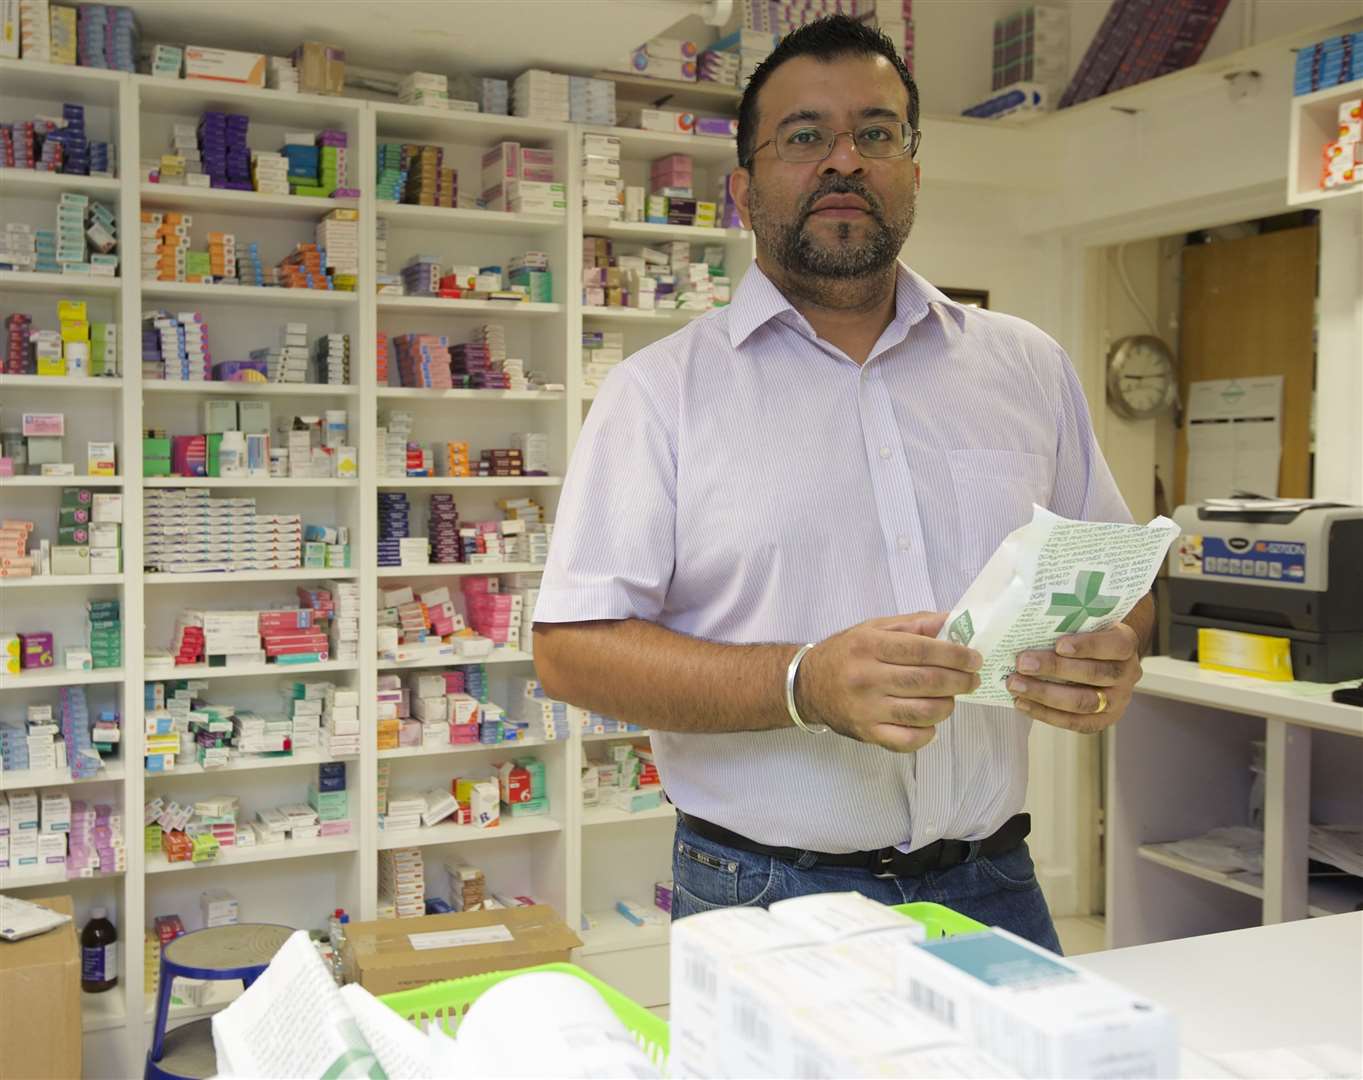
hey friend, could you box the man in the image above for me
[533,15,1151,951]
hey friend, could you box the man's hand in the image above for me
[795,612,984,753]
[1008,623,1141,733]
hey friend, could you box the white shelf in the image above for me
[581,729,650,742]
[0,668,125,691]
[145,660,358,682]
[375,296,563,317]
[0,270,120,295]
[1288,78,1363,207]
[376,476,562,489]
[141,281,357,308]
[582,802,676,827]
[1137,844,1361,919]
[1,864,122,889]
[582,306,711,324]
[143,476,357,488]
[584,218,750,244]
[373,102,568,142]
[378,739,547,760]
[578,911,670,957]
[376,562,544,578]
[376,387,563,402]
[140,182,359,218]
[0,475,124,487]
[145,749,356,778]
[0,375,122,392]
[0,574,124,589]
[144,381,359,398]
[0,762,124,792]
[145,568,358,585]
[136,74,365,124]
[145,834,359,874]
[377,648,534,671]
[377,203,565,235]
[1138,657,1363,738]
[377,814,562,850]
[82,989,127,1033]
[583,124,740,164]
[1,168,122,198]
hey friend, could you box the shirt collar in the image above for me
[727,259,968,350]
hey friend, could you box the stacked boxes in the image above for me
[75,3,137,71]
[568,76,616,125]
[622,35,699,82]
[250,322,309,383]
[86,598,121,669]
[1294,32,1363,95]
[399,71,448,109]
[150,43,182,78]
[461,576,523,648]
[991,5,1066,94]
[202,889,239,927]
[19,0,51,63]
[268,55,299,92]
[315,331,351,385]
[198,111,252,190]
[510,678,571,741]
[1323,97,1362,192]
[378,846,424,918]
[582,133,623,220]
[393,334,452,389]
[513,69,570,121]
[143,210,190,284]
[377,411,412,478]
[376,491,411,568]
[142,490,304,573]
[316,207,359,288]
[582,330,625,389]
[252,149,289,194]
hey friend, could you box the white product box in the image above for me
[38,830,66,864]
[669,906,812,1079]
[896,927,1178,1078]
[618,106,695,134]
[768,890,927,943]
[183,45,266,87]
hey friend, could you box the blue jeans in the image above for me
[671,815,1063,954]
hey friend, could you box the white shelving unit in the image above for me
[1,56,752,1070]
[1286,78,1363,206]
[1108,657,1363,950]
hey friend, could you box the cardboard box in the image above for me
[342,904,580,995]
[0,894,80,1080]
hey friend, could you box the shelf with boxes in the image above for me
[1288,73,1363,206]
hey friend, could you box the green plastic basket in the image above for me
[377,904,980,1073]
[892,900,988,938]
[379,961,670,1067]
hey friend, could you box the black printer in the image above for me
[1166,504,1363,682]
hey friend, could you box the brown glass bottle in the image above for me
[81,907,118,993]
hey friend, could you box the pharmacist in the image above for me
[534,16,1151,951]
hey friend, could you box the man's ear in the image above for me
[731,166,753,231]
[914,162,921,192]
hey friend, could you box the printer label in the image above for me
[1197,536,1306,584]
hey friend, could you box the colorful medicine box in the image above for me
[18,632,54,669]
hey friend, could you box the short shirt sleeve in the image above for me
[1048,346,1134,524]
[533,364,677,624]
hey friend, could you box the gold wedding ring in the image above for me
[1094,690,1109,715]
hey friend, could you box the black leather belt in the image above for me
[678,811,1031,879]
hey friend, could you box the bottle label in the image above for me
[82,943,118,983]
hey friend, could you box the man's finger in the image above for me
[1012,652,1127,686]
[1011,695,1107,734]
[869,612,952,639]
[873,629,983,673]
[883,695,957,728]
[883,665,980,699]
[1053,623,1138,662]
[1007,675,1105,716]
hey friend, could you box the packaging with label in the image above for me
[670,907,813,1079]
[184,45,266,86]
[768,891,928,944]
[618,106,695,134]
[896,927,1178,1078]
[940,506,1178,705]
[1197,627,1294,681]
[86,442,116,476]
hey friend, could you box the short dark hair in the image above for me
[738,15,920,168]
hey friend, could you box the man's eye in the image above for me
[860,125,893,142]
[786,128,824,144]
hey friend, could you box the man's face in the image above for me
[733,53,919,281]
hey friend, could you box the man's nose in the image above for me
[819,131,866,177]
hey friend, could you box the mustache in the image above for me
[799,178,884,222]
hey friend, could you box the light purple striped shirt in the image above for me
[535,261,1131,852]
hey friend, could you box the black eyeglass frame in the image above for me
[740,120,923,169]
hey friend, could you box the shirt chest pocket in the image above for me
[948,448,1054,573]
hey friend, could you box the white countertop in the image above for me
[1136,657,1363,736]
[1076,913,1363,1059]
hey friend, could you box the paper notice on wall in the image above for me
[1185,376,1284,502]
[939,506,1179,706]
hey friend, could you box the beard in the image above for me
[748,174,915,280]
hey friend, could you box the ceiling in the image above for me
[118,0,704,80]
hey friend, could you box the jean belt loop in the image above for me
[967,839,982,863]
[795,850,819,870]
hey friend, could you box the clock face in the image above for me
[1108,337,1175,419]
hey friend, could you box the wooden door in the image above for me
[1175,226,1317,506]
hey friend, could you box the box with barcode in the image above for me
[669,906,812,1079]
[895,927,1178,1078]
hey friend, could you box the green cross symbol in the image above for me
[1047,570,1118,634]
[947,611,975,645]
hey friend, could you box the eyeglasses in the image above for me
[744,120,922,167]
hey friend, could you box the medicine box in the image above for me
[184,45,266,87]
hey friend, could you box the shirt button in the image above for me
[897,535,911,551]
[879,446,891,459]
